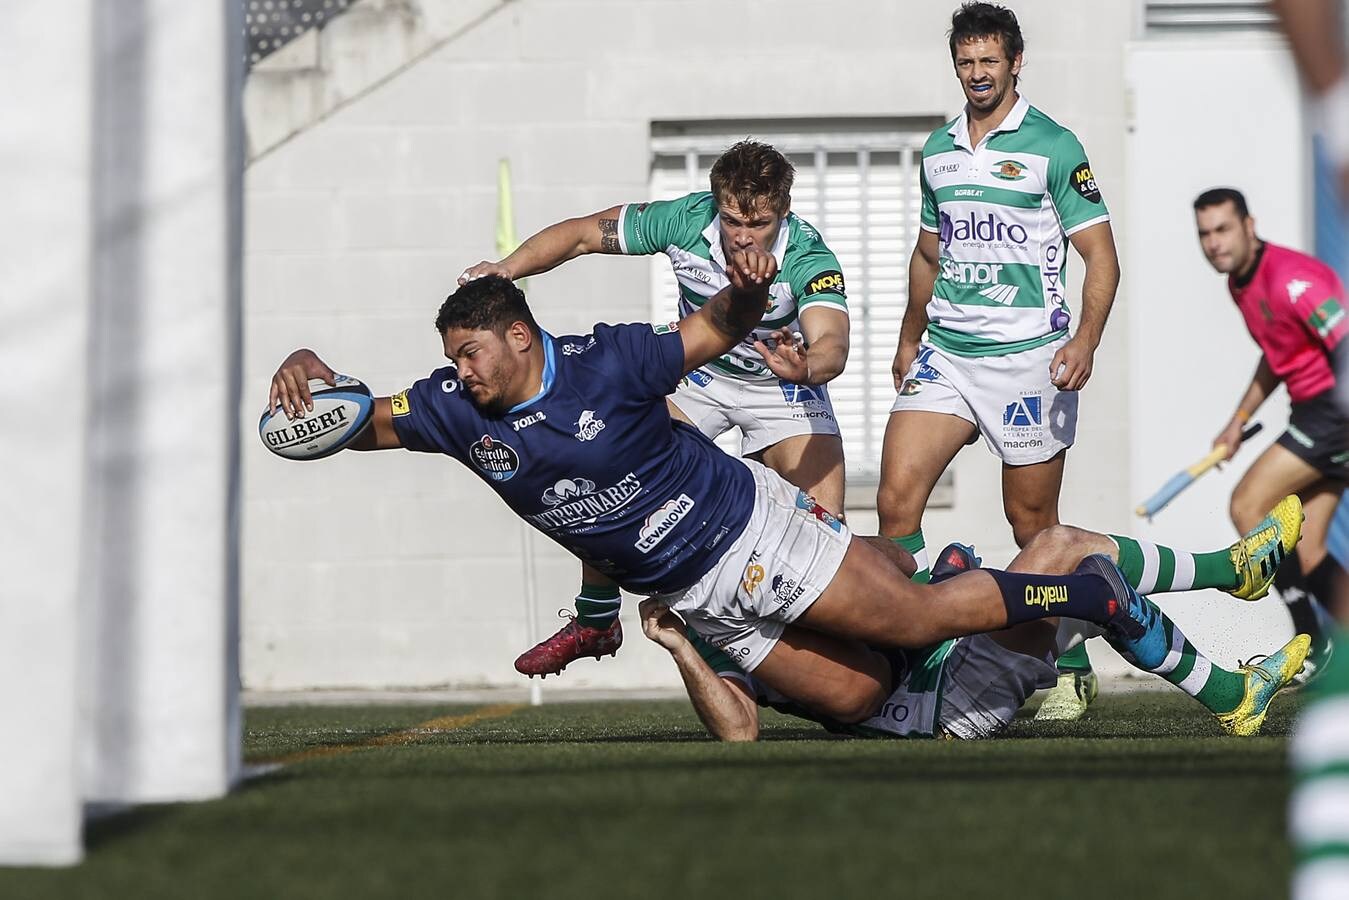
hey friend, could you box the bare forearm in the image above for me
[1236,357,1279,415]
[902,262,936,347]
[1074,255,1120,349]
[668,642,758,741]
[705,283,770,347]
[801,333,847,384]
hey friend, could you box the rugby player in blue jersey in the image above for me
[266,250,1290,720]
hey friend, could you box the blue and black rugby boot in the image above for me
[1073,553,1168,669]
[929,542,982,584]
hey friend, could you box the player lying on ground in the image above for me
[267,257,1261,710]
[459,141,853,678]
[639,518,1310,741]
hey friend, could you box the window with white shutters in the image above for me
[647,121,952,505]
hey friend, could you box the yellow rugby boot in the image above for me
[1228,495,1303,601]
[1215,633,1311,736]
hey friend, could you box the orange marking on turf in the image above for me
[256,703,524,766]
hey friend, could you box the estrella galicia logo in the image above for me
[939,210,954,248]
[1002,396,1042,428]
[687,368,714,388]
[992,159,1027,181]
[469,434,520,482]
[1070,162,1101,203]
[575,410,606,441]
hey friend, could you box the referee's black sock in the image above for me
[1275,555,1332,640]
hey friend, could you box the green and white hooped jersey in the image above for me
[920,96,1110,357]
[618,191,848,380]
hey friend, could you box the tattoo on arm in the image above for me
[705,286,761,340]
[598,218,620,253]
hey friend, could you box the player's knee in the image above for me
[1005,505,1058,549]
[1014,524,1079,571]
[876,481,923,536]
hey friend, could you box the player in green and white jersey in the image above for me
[458,141,853,677]
[879,3,1121,722]
[639,517,1308,742]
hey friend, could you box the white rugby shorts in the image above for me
[660,458,852,672]
[672,368,841,456]
[890,338,1078,465]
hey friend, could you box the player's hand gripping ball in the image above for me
[258,376,373,460]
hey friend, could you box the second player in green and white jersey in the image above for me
[919,95,1110,358]
[618,191,848,381]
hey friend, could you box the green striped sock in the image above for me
[1292,627,1349,893]
[1109,535,1238,593]
[1055,641,1092,674]
[1111,598,1245,714]
[892,530,930,583]
[575,582,621,629]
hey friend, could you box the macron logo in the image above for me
[1288,279,1313,303]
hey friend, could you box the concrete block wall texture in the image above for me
[242,0,1222,691]
[0,0,92,867]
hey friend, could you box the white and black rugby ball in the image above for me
[258,375,374,460]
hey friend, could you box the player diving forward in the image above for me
[458,141,851,678]
[267,255,1299,722]
[639,522,1309,742]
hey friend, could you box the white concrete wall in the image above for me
[1122,39,1308,670]
[242,0,1155,691]
[0,0,92,867]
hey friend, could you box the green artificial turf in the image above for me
[0,691,1304,900]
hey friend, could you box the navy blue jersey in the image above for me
[390,323,757,594]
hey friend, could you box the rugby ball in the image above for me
[258,375,374,460]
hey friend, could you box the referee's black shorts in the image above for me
[1277,389,1349,482]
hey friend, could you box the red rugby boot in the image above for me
[514,613,623,677]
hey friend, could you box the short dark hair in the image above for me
[949,3,1025,63]
[1193,187,1250,219]
[435,275,540,338]
[709,140,795,217]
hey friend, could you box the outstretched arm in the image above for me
[267,348,402,451]
[678,246,778,375]
[1213,356,1278,461]
[459,206,625,284]
[638,600,760,742]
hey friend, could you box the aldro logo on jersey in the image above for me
[469,435,520,482]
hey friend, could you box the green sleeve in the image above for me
[620,192,715,256]
[1047,129,1110,234]
[920,163,938,231]
[685,629,745,678]
[783,224,849,313]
